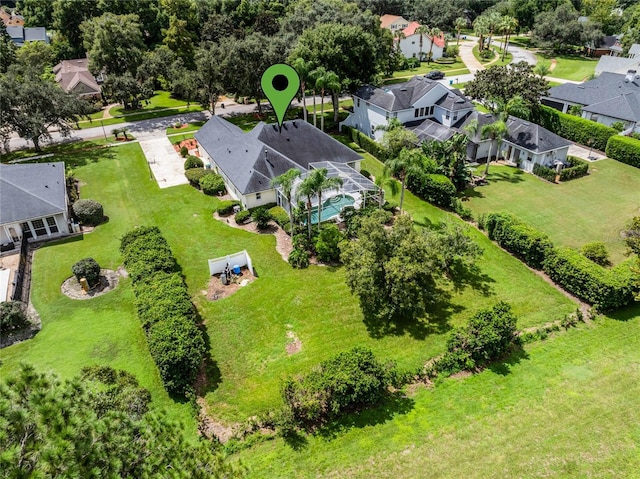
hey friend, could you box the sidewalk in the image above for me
[458,40,484,73]
[138,137,189,189]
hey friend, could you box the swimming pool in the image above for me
[309,194,355,224]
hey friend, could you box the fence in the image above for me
[11,236,29,302]
[208,250,254,276]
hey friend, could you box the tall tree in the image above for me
[0,23,16,74]
[194,42,226,114]
[377,118,419,159]
[163,15,197,68]
[296,173,319,240]
[374,168,400,208]
[16,0,54,28]
[308,66,326,128]
[455,16,467,45]
[292,57,313,123]
[384,147,424,212]
[533,2,584,52]
[410,0,466,31]
[426,26,442,63]
[473,15,490,50]
[312,168,343,227]
[501,16,519,61]
[52,0,102,58]
[81,13,145,76]
[466,118,508,176]
[415,25,429,62]
[271,168,302,235]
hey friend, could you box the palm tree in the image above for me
[534,61,551,78]
[311,168,343,227]
[466,119,508,177]
[296,174,318,240]
[271,168,301,235]
[486,12,502,49]
[292,57,312,123]
[426,26,442,63]
[324,71,342,124]
[473,16,489,51]
[501,16,518,61]
[393,30,406,54]
[415,25,429,62]
[500,94,530,121]
[308,66,326,128]
[455,17,467,46]
[384,147,423,212]
[374,168,399,208]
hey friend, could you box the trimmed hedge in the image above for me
[342,125,385,159]
[534,105,616,152]
[485,213,553,269]
[71,258,101,288]
[559,156,589,181]
[543,247,636,311]
[217,200,241,215]
[235,210,251,224]
[184,168,210,187]
[606,135,640,168]
[199,173,225,195]
[184,155,203,170]
[268,206,289,228]
[120,227,204,396]
[72,199,104,226]
[407,171,456,207]
[532,163,556,182]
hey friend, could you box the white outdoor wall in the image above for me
[243,189,277,209]
[399,35,443,60]
[208,250,254,276]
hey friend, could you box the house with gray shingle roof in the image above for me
[341,75,474,140]
[542,71,640,133]
[195,117,366,209]
[6,25,49,47]
[0,162,70,250]
[53,58,102,99]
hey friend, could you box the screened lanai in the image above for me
[277,161,383,224]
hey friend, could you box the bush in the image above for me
[288,247,310,268]
[342,125,385,159]
[451,198,473,220]
[119,226,162,253]
[251,208,272,229]
[543,247,636,311]
[605,135,640,168]
[217,200,241,216]
[0,301,29,334]
[235,210,251,224]
[199,173,225,195]
[71,257,101,288]
[359,169,371,179]
[183,155,203,170]
[184,168,210,187]
[133,272,195,329]
[122,232,176,282]
[268,206,289,228]
[581,242,610,266]
[436,302,519,375]
[534,105,616,152]
[445,45,459,57]
[407,172,456,207]
[485,213,554,269]
[532,163,556,182]
[281,347,397,428]
[314,224,344,263]
[147,316,205,396]
[72,199,104,226]
[179,145,188,157]
[479,48,494,60]
[559,156,589,181]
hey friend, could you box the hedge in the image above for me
[184,168,211,187]
[543,247,636,311]
[485,213,554,269]
[268,206,289,228]
[120,227,204,396]
[533,105,616,152]
[532,163,556,182]
[342,125,386,159]
[606,135,640,168]
[559,155,589,181]
[217,200,241,215]
[407,171,456,207]
[199,173,225,195]
[235,210,251,224]
[184,155,203,170]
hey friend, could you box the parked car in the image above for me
[425,70,445,80]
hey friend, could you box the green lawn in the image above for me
[536,53,597,81]
[236,305,640,478]
[166,121,205,136]
[472,44,512,66]
[109,90,195,117]
[463,162,640,265]
[391,58,469,78]
[77,105,204,130]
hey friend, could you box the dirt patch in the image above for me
[196,398,236,443]
[206,267,256,301]
[61,269,120,300]
[286,328,302,355]
[213,212,293,261]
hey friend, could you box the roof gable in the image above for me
[505,116,572,153]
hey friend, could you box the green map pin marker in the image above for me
[261,63,300,132]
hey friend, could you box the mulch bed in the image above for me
[61,269,120,300]
[173,138,199,153]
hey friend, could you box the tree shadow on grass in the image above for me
[486,170,525,184]
[486,345,530,376]
[62,145,117,168]
[315,393,415,441]
[607,302,640,322]
[447,261,495,296]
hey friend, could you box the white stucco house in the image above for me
[0,162,70,250]
[195,117,371,210]
[341,76,475,141]
[380,14,409,32]
[542,71,640,134]
[397,22,445,61]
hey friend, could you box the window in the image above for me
[419,107,425,116]
[445,111,450,120]
[256,192,261,200]
[429,106,434,115]
[20,222,32,239]
[393,112,397,118]
[46,216,58,233]
[31,219,47,237]
[453,112,458,121]
[414,109,419,118]
[386,112,389,119]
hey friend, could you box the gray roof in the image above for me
[6,25,48,45]
[354,76,473,112]
[629,44,640,57]
[406,118,459,142]
[458,111,498,142]
[595,55,640,75]
[582,91,640,122]
[504,116,572,153]
[0,162,67,224]
[547,72,640,106]
[195,117,362,195]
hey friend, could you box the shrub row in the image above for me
[484,213,553,269]
[342,125,386,159]
[559,156,589,181]
[534,105,616,152]
[542,248,636,312]
[184,168,211,186]
[407,171,456,207]
[120,226,204,396]
[217,200,241,215]
[269,206,289,228]
[532,163,556,182]
[605,135,640,168]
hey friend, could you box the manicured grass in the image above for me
[536,53,597,81]
[235,305,640,478]
[507,35,532,48]
[463,162,640,265]
[472,44,512,66]
[391,58,469,78]
[304,99,353,112]
[1,138,112,164]
[168,133,194,145]
[76,105,204,130]
[109,91,195,117]
[166,121,205,136]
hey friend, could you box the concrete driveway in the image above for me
[568,143,607,161]
[138,137,188,188]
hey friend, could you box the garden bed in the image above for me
[61,269,120,300]
[206,266,256,301]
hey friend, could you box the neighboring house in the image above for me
[380,14,409,32]
[0,162,70,250]
[542,71,640,133]
[0,9,24,27]
[195,117,370,210]
[595,43,640,75]
[5,25,49,47]
[585,35,624,57]
[53,59,103,99]
[397,22,444,61]
[341,75,475,140]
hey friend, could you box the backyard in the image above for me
[463,162,640,265]
[535,53,598,81]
